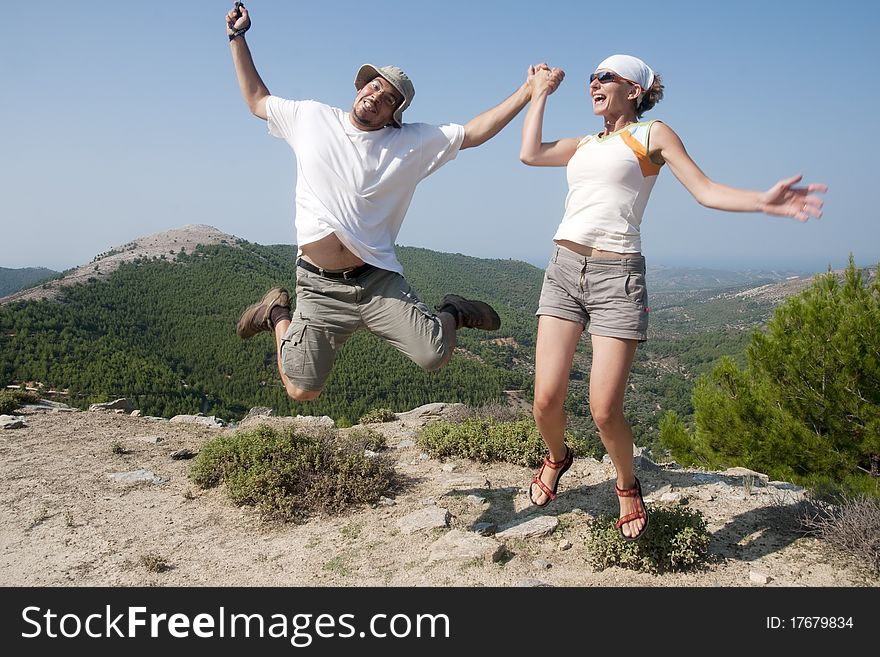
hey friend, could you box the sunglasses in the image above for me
[589,70,634,85]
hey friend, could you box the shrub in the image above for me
[417,416,584,468]
[0,389,39,414]
[343,427,387,452]
[585,506,711,574]
[189,424,398,523]
[358,407,397,424]
[662,260,880,497]
[799,496,880,576]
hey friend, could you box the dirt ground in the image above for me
[1,405,876,588]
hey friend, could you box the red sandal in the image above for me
[615,476,649,541]
[529,445,573,507]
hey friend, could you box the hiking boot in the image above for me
[236,287,291,339]
[436,294,501,331]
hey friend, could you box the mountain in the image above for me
[0,267,59,297]
[0,224,239,304]
[646,265,809,293]
[2,225,859,458]
[0,227,543,428]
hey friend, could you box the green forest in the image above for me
[0,240,814,458]
[0,267,59,297]
[0,243,541,424]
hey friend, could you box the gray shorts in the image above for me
[280,265,451,392]
[536,245,649,341]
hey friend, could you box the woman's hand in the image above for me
[527,63,565,98]
[759,174,828,222]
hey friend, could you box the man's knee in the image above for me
[285,384,321,401]
[412,341,452,372]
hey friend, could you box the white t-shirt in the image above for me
[266,97,465,274]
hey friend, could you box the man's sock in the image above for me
[269,305,292,329]
[437,304,461,329]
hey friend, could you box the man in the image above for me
[227,3,554,401]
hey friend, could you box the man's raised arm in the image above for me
[460,65,560,150]
[227,3,269,120]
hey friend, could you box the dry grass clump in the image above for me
[418,414,583,468]
[799,496,880,576]
[189,424,398,523]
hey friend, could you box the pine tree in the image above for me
[660,258,880,496]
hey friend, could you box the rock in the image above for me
[496,516,558,540]
[722,467,769,482]
[170,449,196,460]
[532,559,552,570]
[19,400,78,413]
[397,507,450,534]
[0,415,26,429]
[769,481,804,492]
[169,414,225,428]
[749,571,772,585]
[466,494,488,506]
[89,398,135,413]
[558,539,573,551]
[442,474,488,489]
[130,410,143,417]
[633,455,662,472]
[244,406,274,421]
[395,403,467,425]
[473,522,496,536]
[427,529,504,564]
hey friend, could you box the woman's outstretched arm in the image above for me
[651,121,827,222]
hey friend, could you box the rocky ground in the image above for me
[0,402,876,588]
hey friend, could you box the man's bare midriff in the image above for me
[299,233,366,271]
[555,239,641,259]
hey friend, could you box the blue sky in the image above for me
[2,0,878,273]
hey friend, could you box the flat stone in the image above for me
[89,398,135,413]
[496,516,558,540]
[397,507,450,534]
[749,571,772,585]
[722,467,769,481]
[427,529,504,564]
[169,414,225,428]
[0,415,26,429]
[20,400,78,413]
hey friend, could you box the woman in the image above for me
[520,55,826,540]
